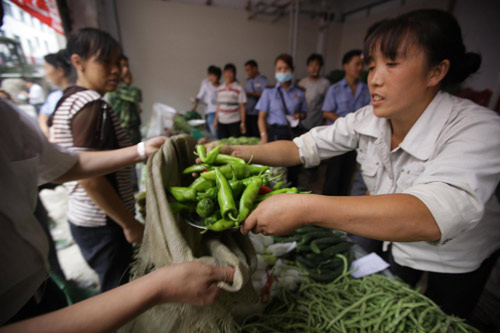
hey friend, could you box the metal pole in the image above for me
[292,0,299,61]
[288,1,293,55]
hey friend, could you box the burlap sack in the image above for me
[120,134,258,333]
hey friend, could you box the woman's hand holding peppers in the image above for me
[240,193,308,236]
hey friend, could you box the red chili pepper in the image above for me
[260,267,278,303]
[203,168,209,173]
[259,185,273,195]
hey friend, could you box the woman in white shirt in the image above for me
[223,9,500,318]
[213,63,247,138]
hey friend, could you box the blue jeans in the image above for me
[205,113,218,138]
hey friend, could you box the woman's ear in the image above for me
[427,59,450,88]
[71,54,84,73]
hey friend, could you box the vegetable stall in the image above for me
[130,135,478,332]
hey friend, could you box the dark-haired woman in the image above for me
[214,63,247,138]
[223,10,500,318]
[256,54,308,186]
[38,50,74,138]
[51,28,142,292]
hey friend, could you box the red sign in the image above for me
[10,0,64,35]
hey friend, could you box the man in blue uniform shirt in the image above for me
[322,49,371,196]
[244,60,268,138]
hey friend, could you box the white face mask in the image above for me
[275,72,293,83]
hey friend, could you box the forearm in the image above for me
[79,176,136,229]
[304,193,441,242]
[214,105,220,123]
[193,98,200,111]
[233,140,301,167]
[55,145,141,183]
[240,104,246,122]
[323,111,339,122]
[1,268,163,333]
[37,114,50,138]
[258,112,267,139]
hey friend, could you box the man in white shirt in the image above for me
[298,54,330,130]
[193,65,221,137]
[20,79,45,114]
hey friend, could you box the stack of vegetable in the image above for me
[239,255,478,332]
[168,144,299,231]
[274,226,354,283]
[217,136,260,146]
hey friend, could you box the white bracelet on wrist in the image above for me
[137,142,146,160]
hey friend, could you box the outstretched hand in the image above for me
[240,193,308,236]
[154,262,235,306]
[144,136,168,157]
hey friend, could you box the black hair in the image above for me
[119,54,128,62]
[67,27,120,62]
[244,60,258,68]
[364,9,481,87]
[224,63,236,76]
[342,50,362,65]
[208,65,222,80]
[307,53,324,67]
[44,49,75,80]
[274,53,294,71]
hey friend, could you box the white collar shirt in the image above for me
[293,91,500,273]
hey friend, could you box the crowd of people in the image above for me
[194,50,371,188]
[1,4,499,332]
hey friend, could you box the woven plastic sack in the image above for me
[120,134,258,332]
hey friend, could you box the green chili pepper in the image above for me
[168,187,197,202]
[189,177,214,192]
[195,144,207,162]
[204,211,221,226]
[241,175,268,187]
[214,167,238,221]
[248,165,270,175]
[196,198,215,217]
[201,163,251,180]
[204,144,223,164]
[214,153,246,165]
[273,181,283,190]
[196,187,217,200]
[208,218,235,231]
[229,179,245,197]
[182,163,212,174]
[257,187,298,201]
[237,177,262,226]
[169,202,195,214]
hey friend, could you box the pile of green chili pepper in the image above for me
[274,225,354,283]
[238,255,478,333]
[167,144,300,231]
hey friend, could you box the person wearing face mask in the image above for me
[298,54,330,130]
[321,50,371,197]
[256,54,307,144]
[256,54,307,186]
